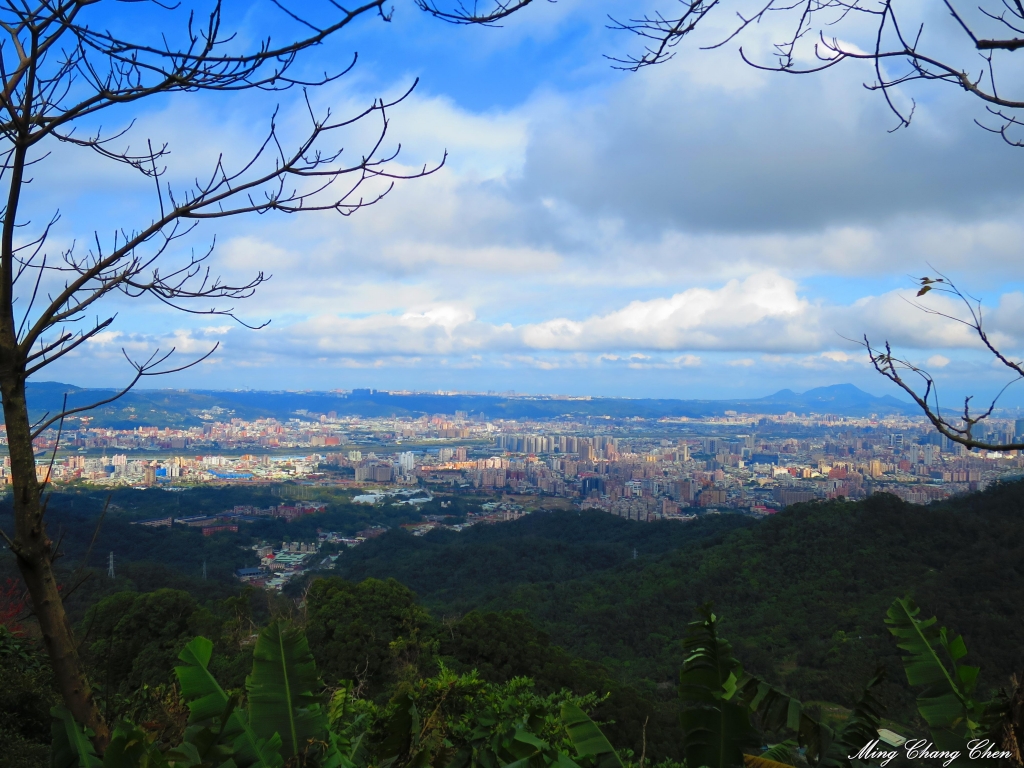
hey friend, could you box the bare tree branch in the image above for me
[0,0,505,750]
[859,272,1024,452]
[415,0,538,25]
[612,1,1024,142]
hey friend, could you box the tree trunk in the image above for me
[0,374,109,750]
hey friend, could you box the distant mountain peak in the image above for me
[753,382,911,412]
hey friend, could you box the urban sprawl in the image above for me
[20,401,1024,591]
[12,403,1024,514]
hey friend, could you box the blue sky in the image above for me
[23,0,1024,404]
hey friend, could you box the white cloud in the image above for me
[21,0,1024,401]
[179,274,1024,362]
[672,354,702,367]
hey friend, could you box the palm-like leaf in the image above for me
[819,670,886,768]
[883,597,1014,766]
[886,599,966,718]
[758,739,797,764]
[885,597,985,758]
[50,706,103,768]
[102,721,169,768]
[247,621,331,760]
[679,605,844,768]
[733,675,834,764]
[560,702,623,768]
[175,636,283,768]
[678,606,760,768]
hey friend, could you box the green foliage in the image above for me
[247,622,330,760]
[757,740,797,764]
[371,667,610,768]
[1,627,60,768]
[336,512,752,616]
[175,634,283,767]
[344,488,1024,725]
[676,607,759,768]
[50,706,103,768]
[25,482,1024,767]
[79,588,224,721]
[884,597,1001,765]
[52,624,625,768]
[434,609,680,761]
[305,577,435,697]
[674,606,895,768]
[817,672,885,768]
[328,682,377,767]
[560,702,623,768]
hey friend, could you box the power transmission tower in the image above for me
[107,551,115,578]
[202,560,207,580]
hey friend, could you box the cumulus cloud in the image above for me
[23,0,1024,400]
[149,274,1024,363]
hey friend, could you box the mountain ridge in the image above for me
[4,381,918,428]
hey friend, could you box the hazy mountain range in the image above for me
[2,381,917,429]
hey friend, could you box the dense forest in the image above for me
[2,481,1024,766]
[335,488,1024,719]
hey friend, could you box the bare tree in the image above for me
[0,0,506,750]
[605,0,1024,144]
[864,274,1024,452]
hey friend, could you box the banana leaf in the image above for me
[884,597,999,766]
[757,739,798,764]
[733,675,834,764]
[50,706,103,768]
[679,606,760,768]
[175,636,283,768]
[885,597,972,730]
[374,692,418,766]
[102,721,169,768]
[681,605,841,767]
[560,702,623,768]
[246,621,331,761]
[819,670,886,768]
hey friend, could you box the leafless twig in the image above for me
[860,272,1024,451]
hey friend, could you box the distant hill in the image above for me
[5,381,917,428]
[745,383,915,414]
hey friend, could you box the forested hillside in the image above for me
[335,511,753,612]
[336,484,1024,721]
[4,482,1024,765]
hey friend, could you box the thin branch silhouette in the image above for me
[859,272,1024,451]
[608,1,1024,144]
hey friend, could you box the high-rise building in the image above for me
[398,451,415,472]
[923,444,937,467]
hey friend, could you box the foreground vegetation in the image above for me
[6,592,1022,768]
[3,481,1024,765]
